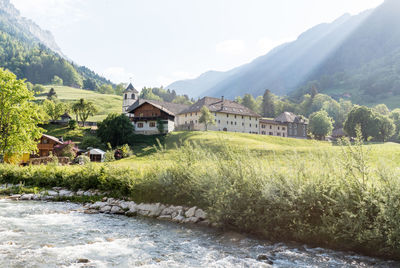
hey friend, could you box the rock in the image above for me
[119,201,130,211]
[197,220,210,227]
[158,215,172,220]
[169,206,184,218]
[89,201,107,209]
[76,258,90,263]
[84,209,98,214]
[172,215,185,223]
[256,254,273,265]
[76,190,85,196]
[183,217,199,224]
[83,191,93,197]
[185,206,197,218]
[136,203,165,217]
[52,187,62,191]
[9,194,21,200]
[160,206,175,216]
[125,208,138,217]
[110,206,124,214]
[46,190,58,197]
[58,190,73,197]
[99,205,111,213]
[194,209,207,220]
[102,197,107,202]
[127,202,137,211]
[20,194,35,200]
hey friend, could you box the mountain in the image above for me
[0,0,112,89]
[167,0,400,107]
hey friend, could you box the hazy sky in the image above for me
[11,0,383,89]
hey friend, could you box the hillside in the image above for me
[167,0,400,108]
[36,86,122,122]
[0,0,112,88]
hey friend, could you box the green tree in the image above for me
[262,89,275,118]
[0,69,43,158]
[47,88,57,100]
[375,114,395,142]
[373,104,390,116]
[241,94,258,112]
[309,110,334,140]
[42,99,67,121]
[156,118,165,134]
[199,106,216,131]
[97,113,134,147]
[344,106,379,140]
[389,108,400,139]
[99,84,114,94]
[33,84,46,94]
[51,75,63,86]
[72,99,98,126]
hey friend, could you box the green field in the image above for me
[35,86,123,122]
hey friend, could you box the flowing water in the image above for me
[0,199,398,268]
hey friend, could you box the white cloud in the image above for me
[215,40,246,55]
[10,0,88,29]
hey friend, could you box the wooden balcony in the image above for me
[37,144,54,150]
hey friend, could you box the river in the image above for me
[0,200,398,267]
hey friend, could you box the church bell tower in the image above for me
[122,83,139,116]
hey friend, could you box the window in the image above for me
[231,121,233,125]
[149,122,156,127]
[227,114,229,118]
[139,113,144,117]
[262,131,266,135]
[242,116,244,119]
[190,113,192,116]
[277,133,281,136]
[137,123,144,128]
[131,94,135,99]
[283,133,285,137]
[195,112,197,116]
[124,94,127,100]
[278,126,280,130]
[185,114,187,118]
[256,124,258,128]
[270,125,272,129]
[43,139,48,144]
[235,122,237,125]
[250,124,252,127]
[282,127,285,131]
[262,125,265,129]
[218,120,220,124]
[214,113,217,116]
[234,115,237,119]
[195,120,198,124]
[269,132,273,135]
[242,122,244,126]
[227,121,229,125]
[185,121,187,124]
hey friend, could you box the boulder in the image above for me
[195,209,207,220]
[90,202,107,209]
[119,201,130,211]
[185,206,197,218]
[58,190,73,197]
[125,208,138,217]
[83,191,93,197]
[76,190,85,196]
[172,215,185,223]
[99,205,111,213]
[158,215,172,220]
[136,203,165,217]
[183,217,199,224]
[9,194,21,200]
[20,194,35,200]
[52,187,62,191]
[46,190,58,197]
[110,206,124,214]
[256,254,273,265]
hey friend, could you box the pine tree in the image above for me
[262,89,275,118]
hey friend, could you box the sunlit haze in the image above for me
[11,0,384,89]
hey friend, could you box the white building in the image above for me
[176,97,261,134]
[122,83,139,116]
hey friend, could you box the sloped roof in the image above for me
[127,99,189,116]
[42,134,64,144]
[89,148,105,155]
[124,83,139,94]
[60,112,71,119]
[260,118,286,125]
[274,112,308,124]
[179,97,260,117]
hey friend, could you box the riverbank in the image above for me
[1,135,400,260]
[1,184,210,227]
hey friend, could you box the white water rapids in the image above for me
[0,200,398,267]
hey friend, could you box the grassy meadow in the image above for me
[1,131,400,259]
[35,86,123,122]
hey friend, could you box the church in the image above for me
[122,84,189,135]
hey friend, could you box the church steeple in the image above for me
[122,83,139,115]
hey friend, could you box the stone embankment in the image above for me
[1,184,210,227]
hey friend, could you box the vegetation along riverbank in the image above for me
[1,130,400,261]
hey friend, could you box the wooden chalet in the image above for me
[37,134,64,157]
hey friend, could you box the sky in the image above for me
[11,0,384,90]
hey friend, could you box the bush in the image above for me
[80,135,104,150]
[68,120,78,130]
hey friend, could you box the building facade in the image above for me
[176,97,261,134]
[274,112,308,139]
[122,83,139,116]
[127,99,188,135]
[259,119,288,137]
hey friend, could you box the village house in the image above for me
[123,83,189,135]
[273,112,308,139]
[176,97,261,134]
[37,134,64,157]
[259,118,288,137]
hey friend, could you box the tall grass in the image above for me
[0,132,399,259]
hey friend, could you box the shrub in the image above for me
[68,120,78,130]
[80,135,104,150]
